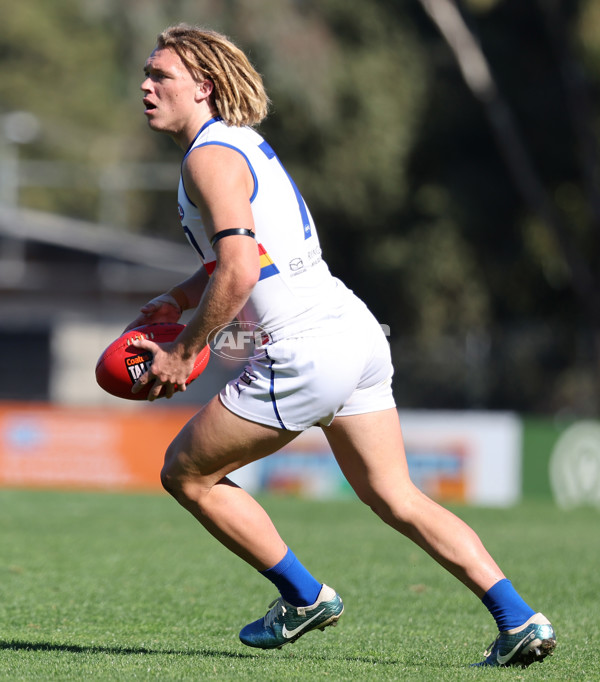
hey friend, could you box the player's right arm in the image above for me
[131,143,259,400]
[123,266,209,332]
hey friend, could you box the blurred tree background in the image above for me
[1,0,599,416]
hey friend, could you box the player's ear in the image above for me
[195,79,214,101]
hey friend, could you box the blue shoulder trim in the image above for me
[258,140,311,239]
[183,117,222,158]
[191,141,259,203]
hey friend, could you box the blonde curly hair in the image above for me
[156,24,269,127]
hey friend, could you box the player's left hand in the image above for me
[130,337,196,401]
[123,293,182,333]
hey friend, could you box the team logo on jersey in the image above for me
[178,203,184,220]
[208,321,272,361]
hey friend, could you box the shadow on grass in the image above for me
[0,638,403,666]
[0,639,256,659]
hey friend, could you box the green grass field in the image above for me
[0,489,598,681]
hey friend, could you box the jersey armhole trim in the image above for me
[183,141,259,204]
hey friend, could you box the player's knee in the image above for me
[161,459,188,500]
[354,488,397,523]
[161,444,211,506]
[358,486,420,533]
[160,442,186,496]
[160,462,204,508]
[160,462,177,496]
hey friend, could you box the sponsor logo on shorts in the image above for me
[233,367,258,396]
[208,321,272,361]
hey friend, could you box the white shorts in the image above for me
[220,303,395,431]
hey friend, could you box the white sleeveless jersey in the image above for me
[177,117,353,337]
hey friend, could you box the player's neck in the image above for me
[172,106,219,150]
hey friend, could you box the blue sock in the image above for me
[260,548,322,607]
[482,579,536,631]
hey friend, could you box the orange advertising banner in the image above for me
[0,403,198,491]
[0,403,520,505]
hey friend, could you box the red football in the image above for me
[95,323,210,401]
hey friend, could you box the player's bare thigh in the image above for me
[164,394,300,486]
[322,408,413,502]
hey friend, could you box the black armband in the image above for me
[210,228,256,248]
